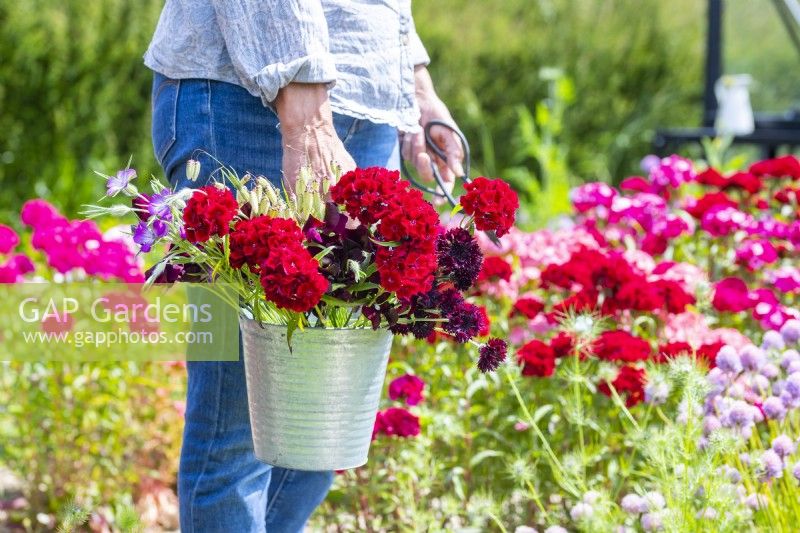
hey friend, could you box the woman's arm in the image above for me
[209,1,353,191]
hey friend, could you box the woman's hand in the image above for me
[402,66,464,199]
[275,83,356,195]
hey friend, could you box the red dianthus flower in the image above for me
[592,330,651,362]
[183,185,239,243]
[599,365,645,407]
[376,242,437,298]
[330,167,409,225]
[477,256,513,283]
[518,339,557,377]
[373,407,420,439]
[459,177,519,237]
[378,189,439,242]
[259,246,328,312]
[229,215,304,271]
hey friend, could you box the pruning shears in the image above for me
[400,119,502,246]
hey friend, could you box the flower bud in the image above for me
[186,159,201,182]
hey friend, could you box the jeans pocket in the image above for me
[151,78,181,165]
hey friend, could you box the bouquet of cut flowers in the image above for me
[87,164,518,372]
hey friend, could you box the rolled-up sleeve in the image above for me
[210,0,338,105]
[408,21,430,67]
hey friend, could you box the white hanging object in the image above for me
[715,74,755,136]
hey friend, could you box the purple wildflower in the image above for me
[760,449,784,480]
[772,435,796,458]
[107,168,136,196]
[570,502,593,521]
[781,319,800,344]
[760,362,780,380]
[785,373,800,399]
[793,463,800,482]
[716,346,743,374]
[781,349,800,370]
[645,378,670,405]
[132,221,157,253]
[702,415,721,436]
[739,345,766,372]
[762,330,786,351]
[621,494,648,514]
[640,512,663,532]
[148,188,174,221]
[762,396,787,420]
[745,493,767,510]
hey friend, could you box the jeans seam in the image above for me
[264,468,294,523]
[187,364,223,533]
[342,118,361,144]
[207,80,218,159]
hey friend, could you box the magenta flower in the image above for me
[712,277,753,313]
[701,206,754,237]
[735,239,778,271]
[388,374,425,406]
[648,154,696,189]
[0,224,20,255]
[570,182,617,213]
[373,407,420,438]
[20,199,66,229]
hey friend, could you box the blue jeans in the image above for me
[151,72,400,533]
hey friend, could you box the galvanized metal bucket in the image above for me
[240,317,393,471]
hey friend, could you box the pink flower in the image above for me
[570,182,617,213]
[735,240,779,271]
[20,199,66,229]
[764,267,800,294]
[388,374,425,406]
[0,254,35,283]
[712,278,754,312]
[649,155,696,189]
[0,224,20,255]
[701,206,754,237]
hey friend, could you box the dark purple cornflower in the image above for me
[477,338,507,372]
[436,227,483,291]
[148,188,174,221]
[107,168,136,196]
[132,221,157,253]
[443,301,486,342]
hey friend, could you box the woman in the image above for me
[146,1,464,531]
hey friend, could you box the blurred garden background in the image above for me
[2,0,800,531]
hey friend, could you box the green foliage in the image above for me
[0,361,183,526]
[0,0,163,220]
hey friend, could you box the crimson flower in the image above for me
[518,339,557,377]
[512,296,545,319]
[373,407,420,439]
[459,177,519,237]
[477,256,513,283]
[695,167,729,188]
[229,215,304,271]
[655,341,693,363]
[330,167,409,225]
[259,246,328,312]
[376,242,437,298]
[183,185,238,243]
[592,330,651,362]
[388,374,425,406]
[685,191,738,219]
[599,365,646,407]
[378,189,439,242]
[550,331,575,358]
[749,155,800,180]
[652,279,695,314]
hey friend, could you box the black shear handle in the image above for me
[400,119,471,207]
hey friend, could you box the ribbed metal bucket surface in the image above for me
[240,318,393,471]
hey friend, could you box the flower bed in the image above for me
[316,154,800,532]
